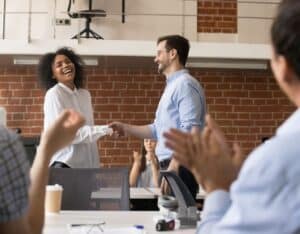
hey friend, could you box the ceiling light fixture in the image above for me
[13,57,98,66]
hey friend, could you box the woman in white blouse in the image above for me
[38,47,110,168]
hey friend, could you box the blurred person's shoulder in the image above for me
[174,72,202,92]
[0,125,19,148]
[0,125,28,168]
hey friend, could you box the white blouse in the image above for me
[44,83,106,168]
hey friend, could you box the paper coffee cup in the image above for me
[45,184,63,213]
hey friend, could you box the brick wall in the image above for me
[0,65,294,167]
[197,0,237,33]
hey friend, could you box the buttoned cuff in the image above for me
[148,123,157,139]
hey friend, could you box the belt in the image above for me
[159,159,171,169]
[51,161,71,168]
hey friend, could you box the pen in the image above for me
[134,225,144,229]
[70,222,105,227]
[134,225,146,234]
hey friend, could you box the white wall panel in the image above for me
[238,18,272,44]
[6,0,28,12]
[5,14,28,39]
[0,0,280,44]
[31,14,53,39]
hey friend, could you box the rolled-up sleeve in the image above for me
[148,122,158,139]
[178,82,205,132]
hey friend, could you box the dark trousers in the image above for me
[160,159,199,200]
[51,161,70,168]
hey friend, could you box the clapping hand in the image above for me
[39,109,85,157]
[132,151,142,163]
[163,114,245,193]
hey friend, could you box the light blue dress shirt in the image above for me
[198,108,300,234]
[149,69,206,161]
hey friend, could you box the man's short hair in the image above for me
[271,0,300,79]
[157,35,190,66]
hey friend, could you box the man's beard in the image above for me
[157,63,165,74]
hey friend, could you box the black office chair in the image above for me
[48,168,130,210]
[20,136,40,165]
[160,171,199,227]
[67,0,106,39]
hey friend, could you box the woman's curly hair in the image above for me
[37,47,86,90]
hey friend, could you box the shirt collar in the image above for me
[276,108,300,136]
[166,69,188,84]
[58,82,78,95]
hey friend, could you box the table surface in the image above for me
[91,187,206,200]
[43,210,196,234]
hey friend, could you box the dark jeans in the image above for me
[159,159,199,200]
[51,161,70,168]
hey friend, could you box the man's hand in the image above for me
[164,114,245,194]
[108,121,127,138]
[39,109,85,158]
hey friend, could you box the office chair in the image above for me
[20,136,40,165]
[48,167,130,210]
[160,171,199,227]
[67,0,106,39]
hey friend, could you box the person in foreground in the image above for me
[164,0,300,233]
[129,139,160,187]
[38,47,111,168]
[0,109,84,234]
[110,35,206,198]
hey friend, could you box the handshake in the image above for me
[93,125,114,138]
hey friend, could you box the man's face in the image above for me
[270,47,294,104]
[154,40,172,74]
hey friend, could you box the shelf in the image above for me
[0,39,271,60]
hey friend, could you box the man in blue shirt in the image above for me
[163,0,300,233]
[110,35,206,198]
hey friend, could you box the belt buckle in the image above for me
[160,159,169,168]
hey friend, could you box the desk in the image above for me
[130,188,157,199]
[130,188,159,210]
[90,188,160,200]
[145,188,206,200]
[90,188,159,210]
[91,188,206,200]
[43,211,195,234]
[91,187,205,211]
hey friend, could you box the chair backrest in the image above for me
[48,167,130,210]
[67,0,77,18]
[160,170,196,208]
[20,136,40,165]
[67,0,106,18]
[160,170,199,226]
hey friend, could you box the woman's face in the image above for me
[52,54,76,89]
[144,139,157,153]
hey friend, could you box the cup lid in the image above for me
[46,184,63,191]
